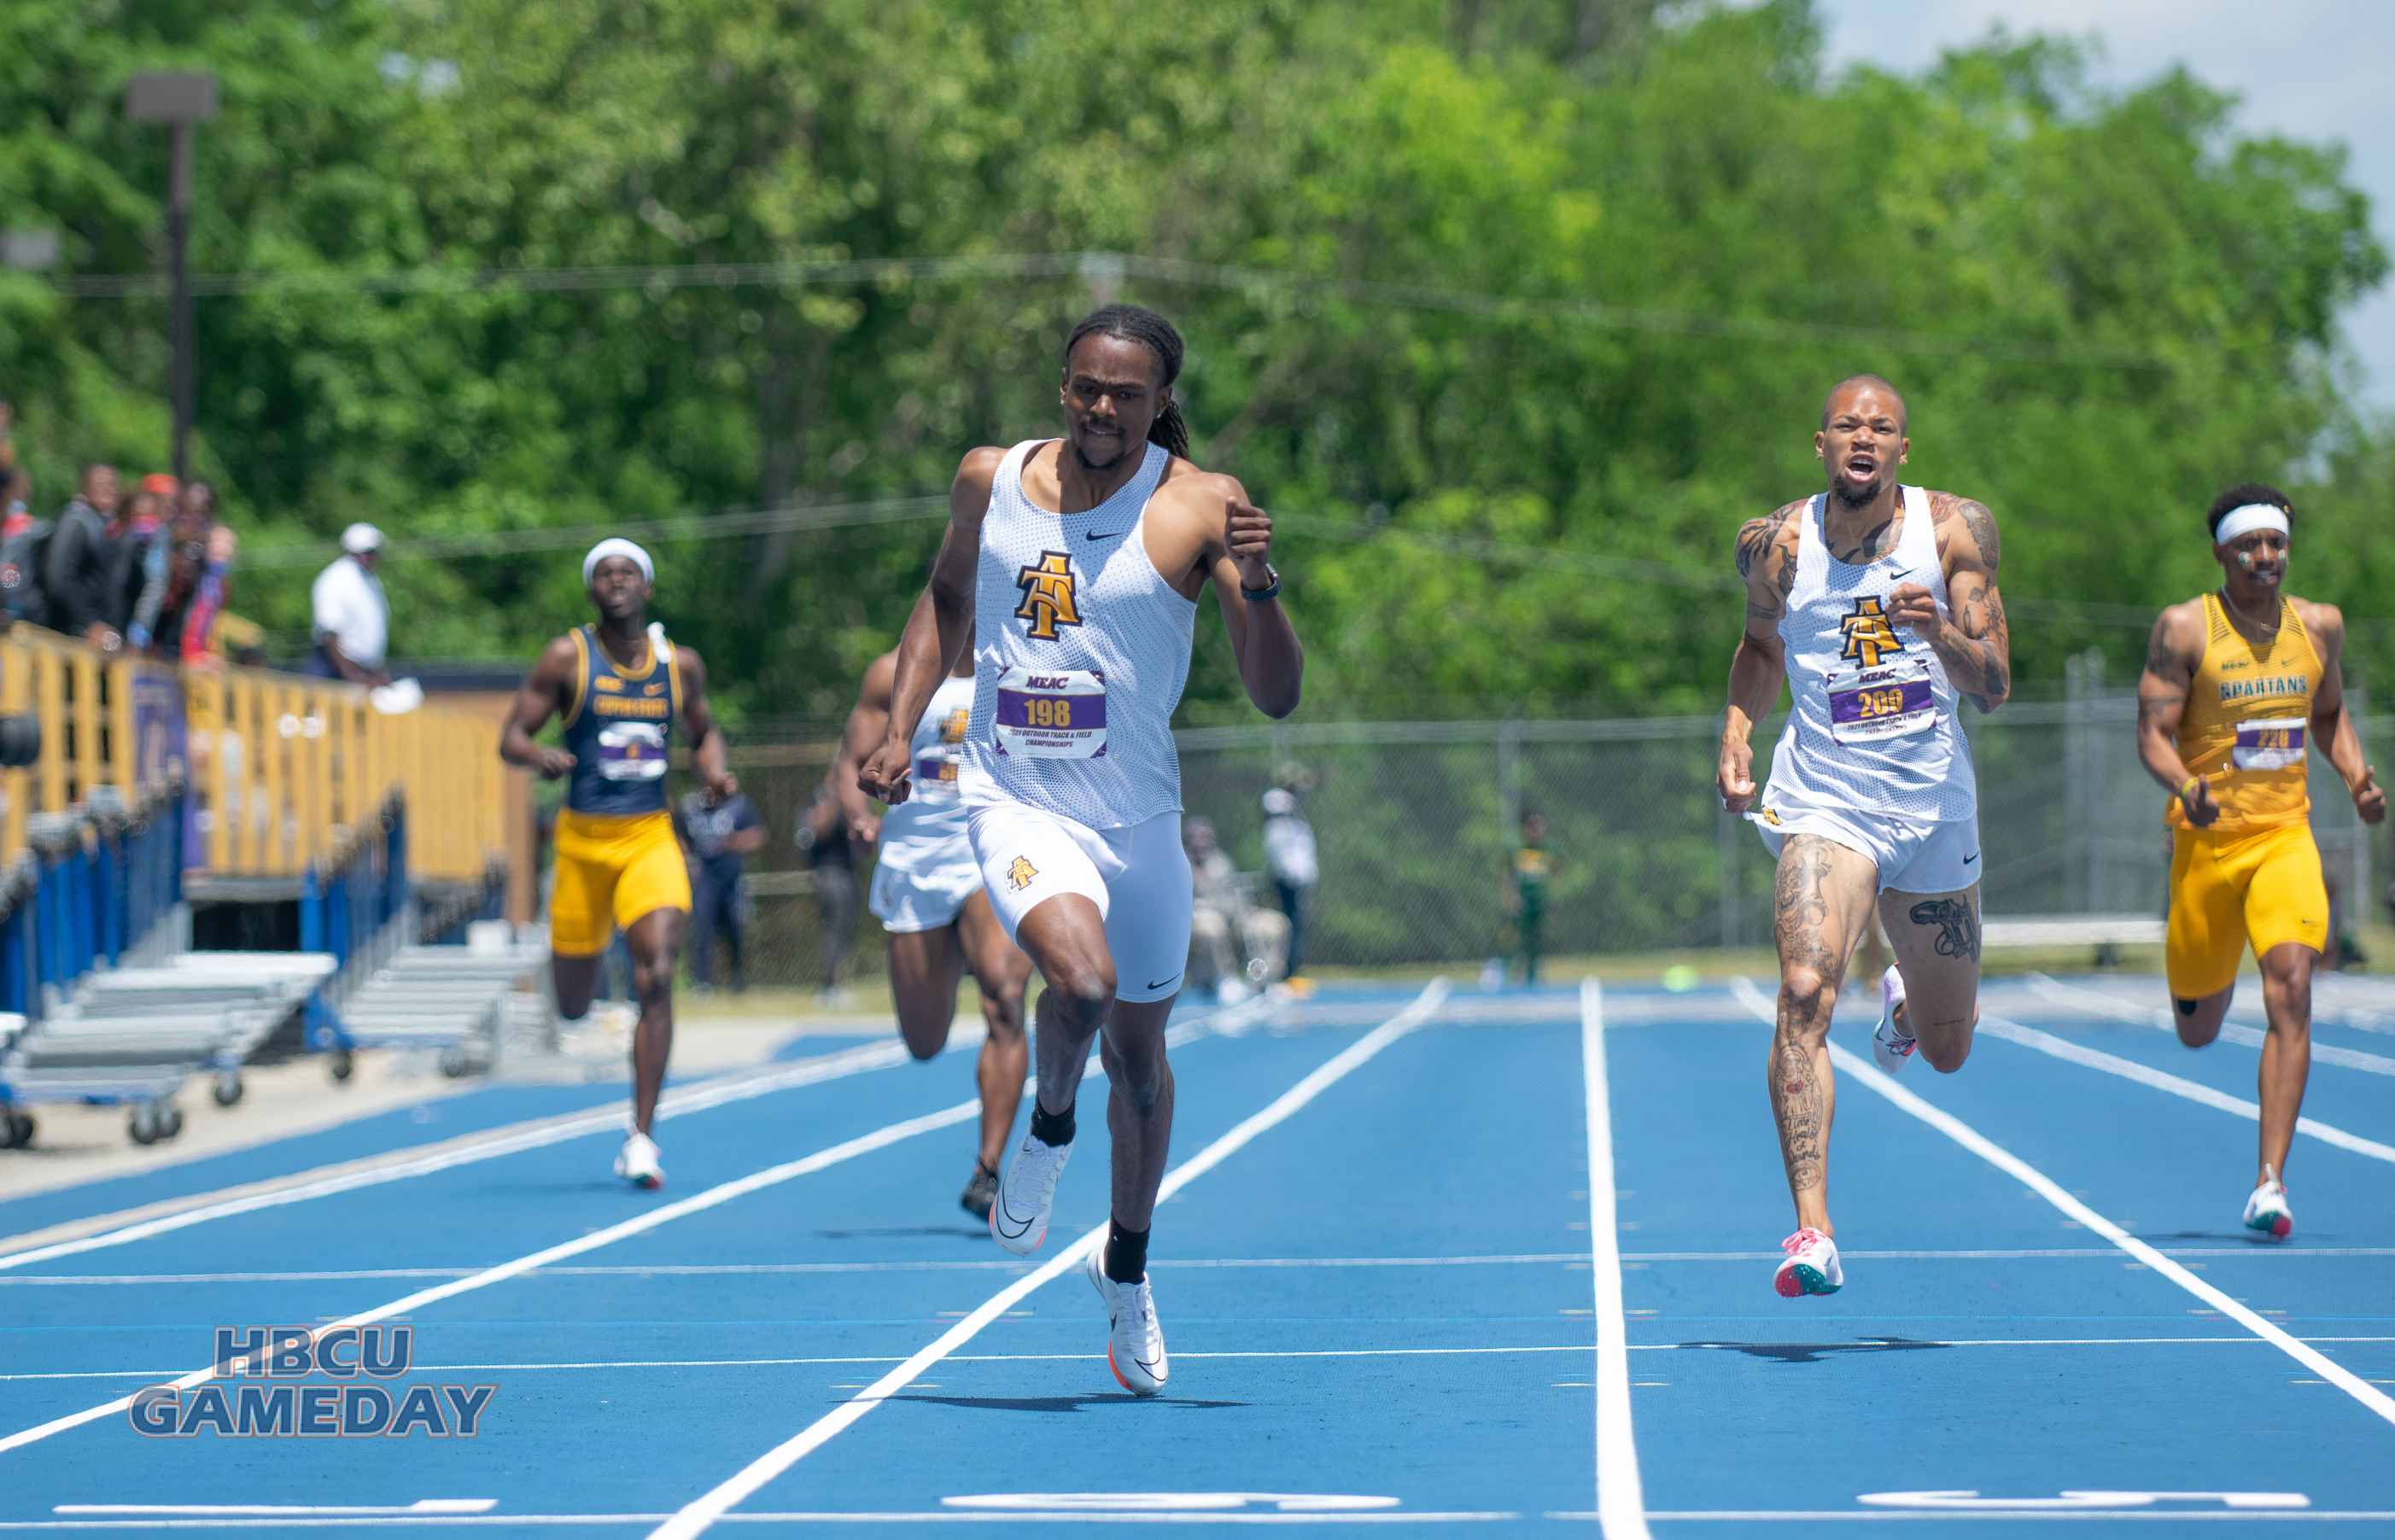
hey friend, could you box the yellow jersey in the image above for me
[2169,592,2322,835]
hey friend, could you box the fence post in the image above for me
[1497,713,1521,846]
[2348,680,2369,949]
[2086,649,2108,914]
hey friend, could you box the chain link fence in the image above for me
[652,658,2382,983]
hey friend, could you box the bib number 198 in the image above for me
[993,666,1108,759]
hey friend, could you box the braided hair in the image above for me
[1063,303,1189,459]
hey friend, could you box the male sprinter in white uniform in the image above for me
[2136,484,2383,1238]
[1717,375,2010,1298]
[860,303,1302,1394]
[501,540,736,1189]
[833,638,1034,1219]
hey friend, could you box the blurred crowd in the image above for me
[0,400,257,667]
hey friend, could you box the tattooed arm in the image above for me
[1889,491,2009,714]
[1719,499,1803,813]
[2135,600,2218,827]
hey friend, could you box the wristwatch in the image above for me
[1241,564,1282,603]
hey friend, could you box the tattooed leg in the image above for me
[1881,884,1982,1073]
[1769,836,1878,1234]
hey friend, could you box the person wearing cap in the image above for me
[2135,481,2385,1243]
[308,522,392,685]
[499,538,736,1192]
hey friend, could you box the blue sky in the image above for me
[1808,0,2395,410]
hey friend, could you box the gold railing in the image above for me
[0,626,505,884]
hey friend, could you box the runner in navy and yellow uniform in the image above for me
[502,539,736,1189]
[2136,483,2384,1240]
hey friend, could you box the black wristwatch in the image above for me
[1241,564,1282,603]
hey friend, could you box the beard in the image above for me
[1071,430,1134,474]
[1829,469,1888,509]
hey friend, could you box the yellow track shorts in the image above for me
[2165,822,2328,999]
[549,809,692,958]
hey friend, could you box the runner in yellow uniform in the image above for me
[501,540,736,1190]
[2135,484,2383,1239]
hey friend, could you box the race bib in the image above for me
[1826,655,1936,745]
[596,721,668,780]
[913,746,964,801]
[993,666,1107,759]
[2232,716,2306,772]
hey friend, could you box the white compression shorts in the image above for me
[867,843,985,935]
[966,802,1193,1002]
[1755,802,1982,895]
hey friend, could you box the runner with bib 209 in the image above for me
[500,540,735,1193]
[1717,375,2010,1300]
[858,304,1303,1396]
[2135,483,2385,1242]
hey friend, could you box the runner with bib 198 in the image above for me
[857,304,1303,1396]
[1716,375,2010,1301]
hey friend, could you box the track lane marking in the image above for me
[1730,977,2395,1432]
[1580,980,1652,1540]
[645,980,1452,1540]
[1971,1015,2395,1165]
[0,1038,925,1269]
[2024,973,2395,1078]
[0,1003,1278,1455]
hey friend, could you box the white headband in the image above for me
[582,538,654,586]
[2213,504,2288,546]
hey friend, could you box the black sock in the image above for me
[1029,1099,1075,1149]
[1106,1218,1150,1283]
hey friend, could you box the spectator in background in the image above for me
[1187,815,1288,1001]
[0,464,39,627]
[307,523,391,685]
[106,475,173,636]
[678,785,764,995]
[798,781,861,1006]
[46,463,122,649]
[1504,811,1559,987]
[130,480,237,665]
[1260,787,1318,981]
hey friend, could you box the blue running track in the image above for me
[0,976,2387,1535]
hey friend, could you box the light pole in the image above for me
[125,71,218,484]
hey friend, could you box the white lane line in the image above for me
[0,1514,1527,1531]
[1971,1015,2395,1166]
[0,1000,1272,1272]
[0,1253,1586,1286]
[1629,1511,2395,1524]
[1729,977,2395,1432]
[1580,980,1652,1540]
[19,1245,2386,1286]
[26,1334,2395,1383]
[645,979,1453,1540]
[0,1039,921,1273]
[0,1098,984,1455]
[58,1504,494,1517]
[2025,973,2395,1078]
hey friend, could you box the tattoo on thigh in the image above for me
[1907,897,1979,963]
[1775,837,1840,975]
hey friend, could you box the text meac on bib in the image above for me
[992,665,1108,759]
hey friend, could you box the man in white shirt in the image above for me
[310,522,391,685]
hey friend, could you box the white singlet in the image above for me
[964,439,1195,829]
[1753,486,1977,837]
[878,672,977,873]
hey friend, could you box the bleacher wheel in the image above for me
[0,1110,31,1149]
[212,1070,244,1106]
[128,1106,160,1146]
[160,1105,184,1140]
[329,1049,355,1083]
[438,1047,470,1079]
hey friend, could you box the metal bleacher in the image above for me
[0,628,517,1150]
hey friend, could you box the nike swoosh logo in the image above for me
[1963,853,1979,865]
[1086,529,1126,541]
[1146,975,1180,990]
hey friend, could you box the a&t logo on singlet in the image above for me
[1015,551,1083,641]
[939,708,969,744]
[1838,597,1903,668]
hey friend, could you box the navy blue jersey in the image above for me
[562,625,681,816]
